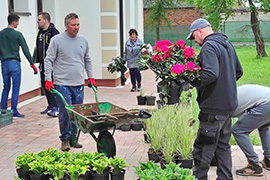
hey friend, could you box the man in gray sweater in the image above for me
[44,13,96,151]
[232,84,270,176]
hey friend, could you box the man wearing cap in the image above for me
[187,18,243,180]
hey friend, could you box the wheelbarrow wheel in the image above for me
[97,130,116,158]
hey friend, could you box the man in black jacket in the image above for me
[187,18,243,180]
[33,12,59,117]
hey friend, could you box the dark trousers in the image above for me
[129,68,141,87]
[40,64,57,108]
[193,112,233,180]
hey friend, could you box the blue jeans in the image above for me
[1,60,21,113]
[232,101,270,163]
[54,85,84,141]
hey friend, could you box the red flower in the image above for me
[171,64,186,75]
[175,40,186,49]
[153,54,163,62]
[186,61,195,72]
[184,47,196,59]
[197,66,201,70]
[155,40,172,53]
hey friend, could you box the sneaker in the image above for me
[40,107,52,114]
[13,112,25,118]
[236,162,263,176]
[70,139,83,148]
[131,86,136,92]
[137,85,141,92]
[61,139,71,151]
[47,107,59,117]
[260,156,270,171]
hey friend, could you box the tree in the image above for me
[186,0,269,57]
[144,0,182,42]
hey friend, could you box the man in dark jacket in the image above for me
[33,12,59,117]
[187,18,243,180]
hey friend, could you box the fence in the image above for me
[144,21,270,46]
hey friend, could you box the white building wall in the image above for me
[43,0,102,79]
[0,0,40,98]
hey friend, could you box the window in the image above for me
[8,0,31,16]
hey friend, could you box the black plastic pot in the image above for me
[144,133,151,144]
[177,159,193,169]
[147,149,160,163]
[137,96,146,105]
[131,123,143,131]
[120,124,131,131]
[90,171,109,180]
[146,96,156,106]
[29,172,49,180]
[110,169,125,180]
[16,168,31,180]
[78,171,91,180]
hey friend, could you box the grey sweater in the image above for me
[44,32,93,86]
[124,38,143,68]
[232,84,270,117]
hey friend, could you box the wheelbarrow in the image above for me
[51,86,151,157]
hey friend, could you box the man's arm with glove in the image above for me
[87,78,96,87]
[31,64,38,74]
[45,81,55,91]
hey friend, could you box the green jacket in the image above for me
[0,28,33,64]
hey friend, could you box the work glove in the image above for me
[31,64,38,74]
[45,81,55,91]
[87,78,96,88]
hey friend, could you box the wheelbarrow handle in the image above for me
[50,88,74,109]
[91,85,99,103]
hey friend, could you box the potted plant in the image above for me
[146,92,156,106]
[145,110,164,162]
[137,89,146,105]
[15,152,35,180]
[174,104,196,169]
[138,40,201,105]
[66,164,89,180]
[131,118,143,131]
[28,159,47,180]
[109,157,129,180]
[44,162,67,180]
[91,157,110,180]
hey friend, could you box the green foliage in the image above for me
[29,159,46,175]
[66,164,88,180]
[15,153,35,171]
[146,104,197,163]
[92,157,110,174]
[107,56,125,74]
[134,161,197,180]
[44,162,66,180]
[109,156,129,173]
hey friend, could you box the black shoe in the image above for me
[40,107,52,114]
[131,86,136,92]
[137,84,141,92]
[260,156,270,170]
[69,139,83,148]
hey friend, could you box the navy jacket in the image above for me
[196,33,243,115]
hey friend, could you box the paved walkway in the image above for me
[0,70,270,180]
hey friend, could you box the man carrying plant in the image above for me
[44,13,96,151]
[232,84,270,176]
[187,18,243,180]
